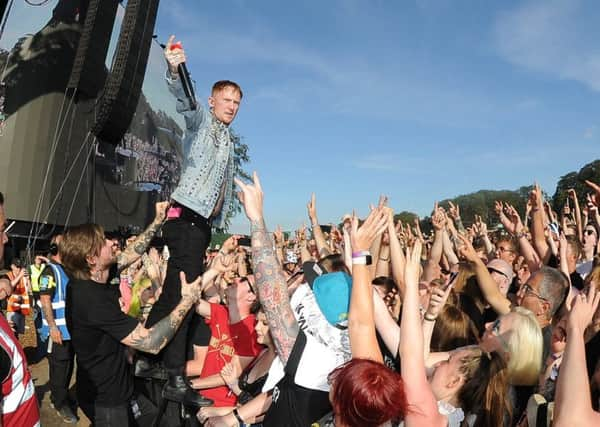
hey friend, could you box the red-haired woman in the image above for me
[328,206,409,426]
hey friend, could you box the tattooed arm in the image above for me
[251,218,299,364]
[121,271,200,354]
[235,173,299,365]
[117,201,168,272]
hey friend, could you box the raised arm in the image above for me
[348,207,388,362]
[530,184,552,264]
[567,189,583,242]
[122,272,200,354]
[307,193,331,259]
[503,203,541,272]
[117,201,168,271]
[236,173,298,364]
[164,35,204,131]
[400,240,446,426]
[387,210,406,298]
[457,234,511,315]
[554,286,600,427]
[423,205,445,282]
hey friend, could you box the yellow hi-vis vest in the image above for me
[29,263,46,293]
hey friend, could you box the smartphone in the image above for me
[444,271,459,289]
[238,236,251,246]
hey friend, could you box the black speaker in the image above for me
[67,0,119,98]
[90,0,161,145]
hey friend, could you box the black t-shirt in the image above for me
[66,278,139,406]
[187,312,212,360]
[263,330,333,427]
[570,271,584,290]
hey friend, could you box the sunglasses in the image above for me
[490,318,510,352]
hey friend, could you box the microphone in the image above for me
[170,42,197,110]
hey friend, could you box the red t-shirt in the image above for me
[199,303,262,406]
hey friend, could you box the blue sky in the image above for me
[4,1,599,234]
[154,0,600,233]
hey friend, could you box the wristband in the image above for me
[352,255,372,265]
[423,313,437,321]
[233,408,244,426]
[515,231,526,239]
[352,250,370,257]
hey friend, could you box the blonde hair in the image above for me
[128,277,152,320]
[505,307,543,386]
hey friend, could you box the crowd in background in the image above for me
[3,175,600,426]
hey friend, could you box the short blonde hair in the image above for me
[505,306,543,386]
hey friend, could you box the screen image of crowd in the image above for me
[2,175,600,427]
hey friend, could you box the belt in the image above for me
[172,202,212,226]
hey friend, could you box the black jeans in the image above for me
[145,216,211,371]
[48,339,75,409]
[80,394,157,427]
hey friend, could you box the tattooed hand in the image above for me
[234,172,264,222]
[154,201,169,224]
[180,271,201,303]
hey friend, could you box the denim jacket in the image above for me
[166,73,235,229]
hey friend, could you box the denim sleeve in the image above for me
[165,70,205,132]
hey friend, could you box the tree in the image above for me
[217,129,251,232]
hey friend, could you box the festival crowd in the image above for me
[1,35,600,427]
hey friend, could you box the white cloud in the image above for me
[494,0,600,91]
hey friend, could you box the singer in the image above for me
[142,35,243,408]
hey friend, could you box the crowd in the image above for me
[2,35,600,427]
[2,176,600,426]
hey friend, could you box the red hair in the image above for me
[329,358,408,427]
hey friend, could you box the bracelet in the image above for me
[423,313,437,321]
[515,231,526,239]
[233,408,244,426]
[352,250,370,257]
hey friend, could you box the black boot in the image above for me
[162,375,213,407]
[134,357,168,380]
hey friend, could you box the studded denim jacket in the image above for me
[166,73,235,229]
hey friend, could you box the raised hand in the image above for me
[179,271,201,303]
[273,225,284,246]
[456,233,480,263]
[234,172,264,223]
[404,239,423,288]
[307,193,318,224]
[506,204,524,234]
[425,282,454,320]
[210,252,236,273]
[529,183,543,210]
[494,200,504,216]
[154,201,169,223]
[350,207,388,252]
[164,35,186,76]
[431,203,446,231]
[221,235,239,254]
[568,285,600,333]
[585,180,600,206]
[448,201,460,220]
